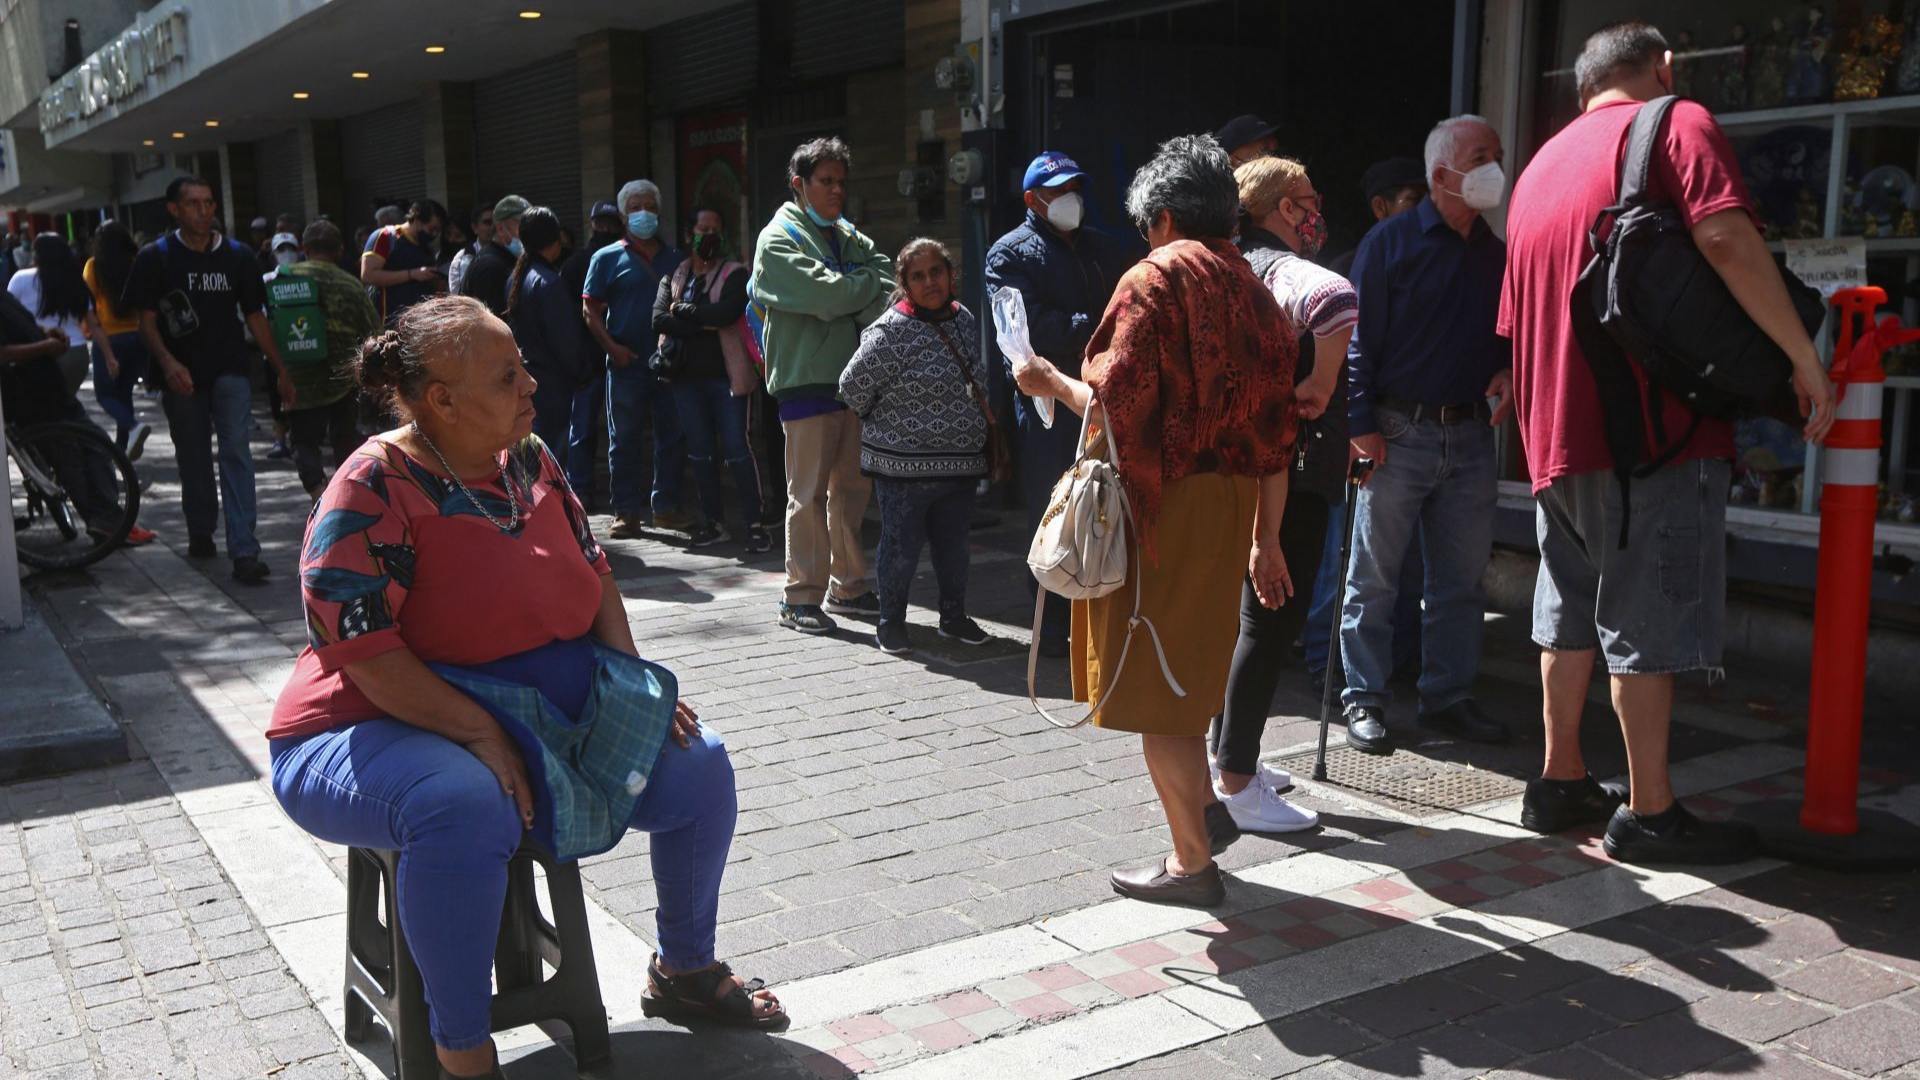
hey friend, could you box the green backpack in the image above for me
[266,272,329,365]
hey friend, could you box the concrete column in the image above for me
[218,141,259,236]
[578,30,648,210]
[423,82,477,213]
[298,119,346,228]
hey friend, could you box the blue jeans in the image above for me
[567,380,603,500]
[1303,504,1425,676]
[671,377,762,530]
[270,692,736,1049]
[92,332,150,452]
[874,476,975,628]
[1339,411,1497,712]
[607,366,685,517]
[161,373,258,558]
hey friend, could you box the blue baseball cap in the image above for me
[1022,152,1086,191]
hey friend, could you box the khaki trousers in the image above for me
[781,408,872,605]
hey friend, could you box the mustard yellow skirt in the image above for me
[1071,472,1258,736]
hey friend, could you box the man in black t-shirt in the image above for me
[126,175,293,584]
[360,198,446,325]
[459,194,527,316]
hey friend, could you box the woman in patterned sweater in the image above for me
[838,238,995,656]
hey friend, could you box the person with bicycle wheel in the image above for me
[1,287,146,547]
[125,175,294,584]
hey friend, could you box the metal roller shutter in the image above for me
[791,0,903,80]
[647,3,758,115]
[252,130,305,226]
[340,101,425,227]
[473,52,582,231]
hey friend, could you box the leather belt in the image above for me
[1379,396,1491,425]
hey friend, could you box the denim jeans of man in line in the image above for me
[91,332,151,452]
[671,377,763,530]
[874,476,976,629]
[1303,505,1426,677]
[161,372,259,557]
[270,717,736,1051]
[606,365,686,517]
[1338,411,1497,712]
[567,380,603,500]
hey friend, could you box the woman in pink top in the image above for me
[269,297,786,1080]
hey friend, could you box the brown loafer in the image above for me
[1111,858,1226,907]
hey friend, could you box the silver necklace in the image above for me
[409,422,522,531]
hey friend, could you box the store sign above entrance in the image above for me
[38,9,190,139]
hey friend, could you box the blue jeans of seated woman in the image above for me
[671,377,762,529]
[269,651,736,1050]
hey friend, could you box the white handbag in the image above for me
[1026,406,1186,728]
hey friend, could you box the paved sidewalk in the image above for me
[6,385,1917,1080]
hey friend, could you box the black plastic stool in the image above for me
[342,840,612,1079]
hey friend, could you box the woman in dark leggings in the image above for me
[1207,156,1357,834]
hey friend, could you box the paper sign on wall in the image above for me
[1784,237,1868,300]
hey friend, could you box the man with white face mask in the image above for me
[984,151,1135,657]
[1337,114,1513,757]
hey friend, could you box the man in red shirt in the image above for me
[1499,21,1833,865]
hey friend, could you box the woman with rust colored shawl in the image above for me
[1015,135,1299,907]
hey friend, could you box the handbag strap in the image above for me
[931,320,998,432]
[1023,403,1187,729]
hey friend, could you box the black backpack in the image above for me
[1571,95,1826,544]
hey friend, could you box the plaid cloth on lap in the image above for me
[433,643,677,861]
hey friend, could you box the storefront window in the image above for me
[1525,0,1920,531]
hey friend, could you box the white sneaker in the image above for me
[1215,776,1319,834]
[1211,757,1293,792]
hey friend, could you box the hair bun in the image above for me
[357,330,406,392]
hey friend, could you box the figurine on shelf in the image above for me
[1719,22,1753,110]
[1785,5,1833,104]
[1752,17,1791,107]
[1794,186,1824,238]
[1842,177,1867,235]
[1834,14,1902,100]
[1899,209,1918,236]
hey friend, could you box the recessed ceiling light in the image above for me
[170,131,185,139]
[519,10,541,17]
[204,119,219,127]
[351,71,370,79]
[424,45,446,54]
[142,138,155,146]
[292,91,310,100]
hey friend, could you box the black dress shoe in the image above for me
[1204,800,1241,855]
[1521,774,1629,834]
[1602,802,1758,866]
[1111,859,1226,907]
[1418,699,1511,745]
[187,535,217,559]
[1344,705,1392,754]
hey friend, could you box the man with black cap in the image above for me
[984,151,1133,658]
[1328,157,1428,277]
[553,199,627,502]
[1214,115,1281,168]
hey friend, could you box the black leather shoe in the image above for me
[1204,800,1241,855]
[1521,774,1629,834]
[187,535,216,559]
[1111,858,1226,907]
[1344,705,1392,754]
[1602,802,1758,866]
[1419,699,1511,745]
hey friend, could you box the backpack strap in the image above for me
[1618,96,1679,209]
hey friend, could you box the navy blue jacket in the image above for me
[983,210,1134,427]
[509,260,591,392]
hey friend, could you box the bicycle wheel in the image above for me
[8,421,140,571]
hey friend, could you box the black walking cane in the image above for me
[1313,457,1375,782]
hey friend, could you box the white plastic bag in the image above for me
[991,287,1054,428]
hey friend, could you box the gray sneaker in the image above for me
[778,603,835,635]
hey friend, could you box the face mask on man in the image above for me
[1446,161,1506,211]
[1288,200,1328,257]
[506,237,525,258]
[275,250,300,267]
[1044,191,1084,232]
[795,186,846,229]
[628,210,659,239]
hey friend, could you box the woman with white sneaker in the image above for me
[1206,156,1357,835]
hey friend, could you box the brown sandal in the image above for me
[640,954,789,1030]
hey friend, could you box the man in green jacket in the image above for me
[265,221,380,498]
[751,136,894,634]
